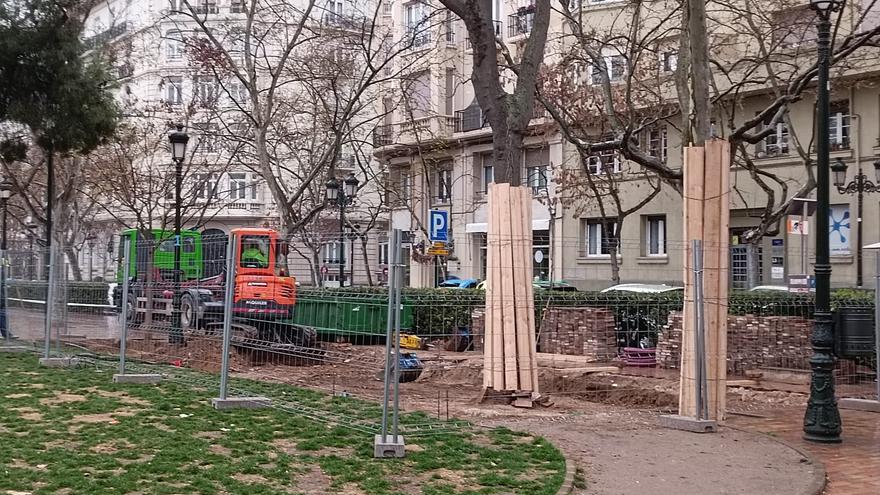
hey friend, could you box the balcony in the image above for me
[322,12,365,30]
[464,20,502,50]
[398,115,458,143]
[373,125,393,147]
[83,22,129,50]
[454,103,489,133]
[406,28,432,49]
[508,7,535,38]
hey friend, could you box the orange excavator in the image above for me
[117,227,318,349]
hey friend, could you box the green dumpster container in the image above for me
[291,290,413,337]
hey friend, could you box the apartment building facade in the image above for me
[78,0,387,285]
[375,0,880,289]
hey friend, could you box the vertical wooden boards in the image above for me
[680,139,731,421]
[484,183,496,389]
[680,146,705,417]
[705,139,730,420]
[513,186,534,392]
[482,184,539,394]
[499,184,519,389]
[522,188,539,392]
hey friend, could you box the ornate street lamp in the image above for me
[804,0,844,443]
[168,124,189,344]
[0,180,12,341]
[325,172,359,286]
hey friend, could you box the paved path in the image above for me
[468,403,822,495]
[729,407,880,495]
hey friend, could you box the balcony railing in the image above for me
[465,20,502,50]
[454,106,489,133]
[374,125,393,147]
[406,28,432,48]
[508,8,535,38]
[83,22,129,50]
[322,12,365,29]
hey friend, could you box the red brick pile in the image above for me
[658,312,814,374]
[535,307,617,361]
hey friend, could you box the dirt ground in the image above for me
[72,339,822,495]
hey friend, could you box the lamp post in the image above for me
[24,217,37,281]
[325,173,359,287]
[830,158,880,287]
[168,124,189,344]
[804,0,843,443]
[0,180,12,341]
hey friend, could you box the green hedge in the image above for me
[294,287,875,342]
[7,280,111,305]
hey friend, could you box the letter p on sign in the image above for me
[429,210,448,242]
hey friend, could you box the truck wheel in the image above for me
[293,325,318,348]
[180,294,198,334]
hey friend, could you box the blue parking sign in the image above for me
[429,210,448,242]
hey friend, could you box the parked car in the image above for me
[749,285,789,292]
[439,278,480,289]
[600,283,684,294]
[474,280,578,291]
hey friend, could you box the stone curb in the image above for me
[554,455,577,495]
[725,424,827,495]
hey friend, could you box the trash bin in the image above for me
[834,307,875,358]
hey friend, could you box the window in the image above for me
[583,219,618,257]
[194,75,219,105]
[587,149,621,174]
[378,241,389,265]
[405,1,430,47]
[444,10,455,44]
[407,70,432,119]
[526,165,548,192]
[829,100,850,150]
[165,76,183,105]
[228,79,249,106]
[194,0,218,14]
[230,0,245,13]
[589,49,627,84]
[646,126,667,162]
[382,2,392,16]
[482,161,494,195]
[644,215,666,256]
[772,7,817,48]
[195,122,219,152]
[194,173,218,200]
[165,30,183,60]
[757,117,789,157]
[323,241,343,264]
[524,147,550,192]
[229,173,248,199]
[661,50,678,73]
[436,169,452,202]
[445,68,455,115]
[241,236,270,268]
[533,230,550,281]
[508,4,535,37]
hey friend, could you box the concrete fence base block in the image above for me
[211,397,271,410]
[39,357,79,368]
[113,374,162,384]
[839,398,880,413]
[373,434,406,458]
[658,414,718,433]
[0,345,30,353]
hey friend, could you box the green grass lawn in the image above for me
[0,354,565,495]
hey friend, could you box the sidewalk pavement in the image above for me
[728,406,880,495]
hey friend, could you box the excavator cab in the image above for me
[232,228,296,318]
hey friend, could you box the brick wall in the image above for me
[658,312,814,374]
[470,307,618,361]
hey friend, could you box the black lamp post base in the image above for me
[803,367,842,443]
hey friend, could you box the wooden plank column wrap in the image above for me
[483,183,538,393]
[680,139,730,420]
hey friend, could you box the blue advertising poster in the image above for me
[829,205,851,256]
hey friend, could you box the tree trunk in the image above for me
[64,246,83,282]
[360,236,373,286]
[685,0,712,145]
